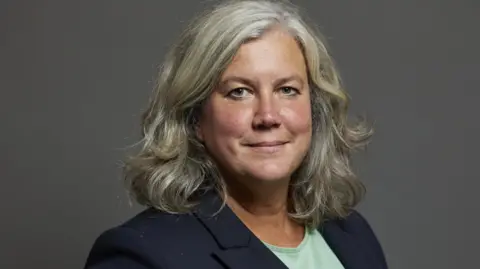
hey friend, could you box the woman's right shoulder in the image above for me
[95,207,203,244]
[121,207,190,232]
[84,208,203,269]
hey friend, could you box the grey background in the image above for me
[1,0,478,268]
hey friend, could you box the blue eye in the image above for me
[228,88,250,99]
[280,87,299,96]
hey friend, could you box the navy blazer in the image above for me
[85,192,388,269]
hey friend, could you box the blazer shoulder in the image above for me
[341,210,377,232]
[85,225,166,269]
[85,208,212,269]
[343,210,388,267]
[120,207,187,232]
[119,207,210,241]
[85,209,188,269]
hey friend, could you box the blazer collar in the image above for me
[193,191,380,269]
[193,190,251,248]
[320,218,381,269]
[193,191,288,269]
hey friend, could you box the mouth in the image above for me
[245,141,288,153]
[246,141,288,147]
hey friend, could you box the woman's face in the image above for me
[197,29,312,185]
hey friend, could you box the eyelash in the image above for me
[226,87,300,99]
[279,87,300,96]
[228,88,250,98]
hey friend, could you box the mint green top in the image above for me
[263,228,345,269]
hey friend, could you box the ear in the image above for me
[195,118,204,142]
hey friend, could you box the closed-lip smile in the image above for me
[246,141,288,147]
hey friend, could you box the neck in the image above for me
[226,183,289,223]
[224,177,304,247]
[226,176,303,237]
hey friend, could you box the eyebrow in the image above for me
[219,74,305,88]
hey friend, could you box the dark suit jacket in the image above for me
[85,192,388,269]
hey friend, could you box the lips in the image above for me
[247,141,288,147]
[244,141,288,154]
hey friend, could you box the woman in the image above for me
[85,1,387,268]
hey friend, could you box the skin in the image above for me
[196,28,312,247]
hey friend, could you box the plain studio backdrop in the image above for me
[1,0,479,268]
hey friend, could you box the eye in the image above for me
[227,88,251,99]
[279,87,299,96]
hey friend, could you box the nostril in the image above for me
[252,116,281,130]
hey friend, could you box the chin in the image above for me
[246,164,294,183]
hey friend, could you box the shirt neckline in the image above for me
[262,227,312,254]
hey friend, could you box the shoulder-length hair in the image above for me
[125,0,372,228]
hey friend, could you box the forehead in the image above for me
[222,29,308,79]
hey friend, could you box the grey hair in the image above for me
[124,0,372,228]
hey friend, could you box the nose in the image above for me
[252,93,281,130]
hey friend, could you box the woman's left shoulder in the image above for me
[320,210,388,268]
[341,210,379,233]
[334,210,384,246]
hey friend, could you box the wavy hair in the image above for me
[124,0,373,228]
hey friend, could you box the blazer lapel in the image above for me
[213,243,288,269]
[193,191,287,269]
[320,218,379,269]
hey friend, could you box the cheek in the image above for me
[204,103,252,139]
[282,101,312,135]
